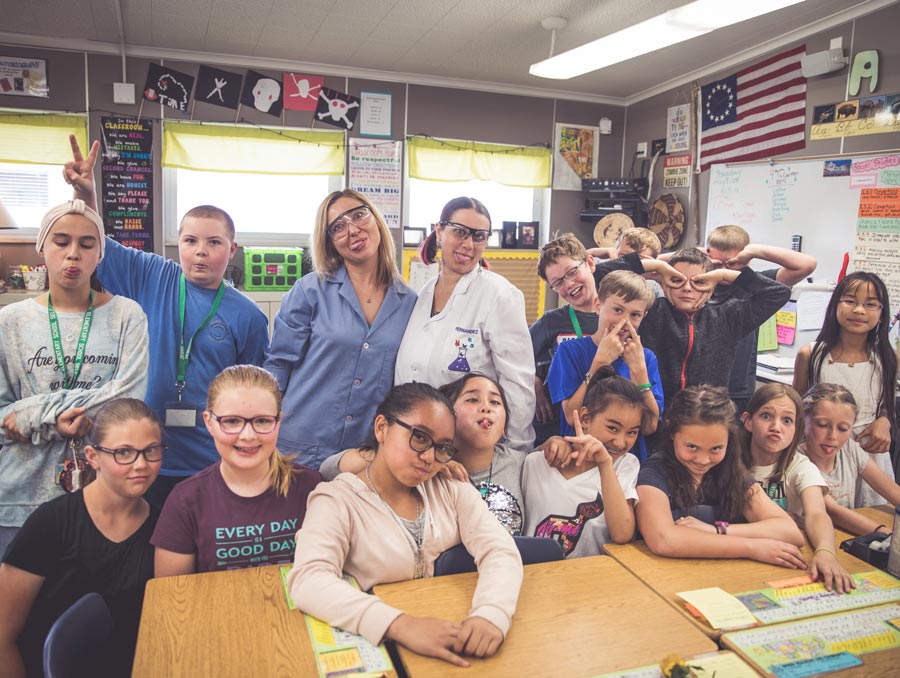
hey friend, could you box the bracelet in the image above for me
[715,521,729,535]
[637,382,652,392]
[814,547,837,557]
[875,524,887,533]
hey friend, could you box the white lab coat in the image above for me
[395,265,536,452]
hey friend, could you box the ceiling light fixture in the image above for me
[529,0,807,80]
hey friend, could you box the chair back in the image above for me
[433,536,566,577]
[43,592,113,678]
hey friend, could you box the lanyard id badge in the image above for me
[167,275,225,427]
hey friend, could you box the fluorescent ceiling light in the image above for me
[530,0,806,79]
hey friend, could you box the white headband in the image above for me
[36,199,105,258]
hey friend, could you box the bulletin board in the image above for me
[401,249,545,325]
[705,150,900,292]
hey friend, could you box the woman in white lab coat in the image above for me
[395,197,535,452]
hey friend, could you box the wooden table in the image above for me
[133,565,329,678]
[373,555,717,678]
[604,539,876,640]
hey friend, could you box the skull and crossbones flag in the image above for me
[196,65,242,110]
[240,70,284,116]
[315,88,360,130]
[283,73,324,111]
[143,63,195,112]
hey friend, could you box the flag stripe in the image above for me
[700,45,807,171]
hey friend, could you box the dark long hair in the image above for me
[583,364,647,428]
[360,382,455,452]
[807,272,897,432]
[661,385,748,522]
[439,372,510,437]
[418,196,491,269]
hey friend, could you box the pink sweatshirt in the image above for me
[287,472,523,645]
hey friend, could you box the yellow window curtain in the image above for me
[407,136,550,188]
[163,122,344,175]
[0,113,87,166]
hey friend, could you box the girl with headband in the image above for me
[0,200,149,557]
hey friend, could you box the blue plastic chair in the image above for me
[43,592,113,678]
[433,536,566,576]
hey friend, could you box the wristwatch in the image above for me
[715,521,729,535]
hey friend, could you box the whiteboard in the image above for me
[705,152,900,284]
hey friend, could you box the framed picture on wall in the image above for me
[552,122,599,191]
[403,227,426,246]
[486,230,502,249]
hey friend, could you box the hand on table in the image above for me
[386,614,468,667]
[454,616,504,658]
[810,549,855,594]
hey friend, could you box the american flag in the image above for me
[699,45,807,171]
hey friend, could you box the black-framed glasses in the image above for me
[838,298,882,312]
[93,444,166,465]
[549,261,583,291]
[439,221,492,244]
[208,412,281,435]
[328,205,372,238]
[387,416,458,463]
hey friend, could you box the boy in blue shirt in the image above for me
[548,270,663,461]
[64,136,269,506]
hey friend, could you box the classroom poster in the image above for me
[99,117,154,252]
[853,186,900,304]
[662,154,691,189]
[195,65,242,110]
[283,73,323,111]
[359,91,392,138]
[348,139,401,228]
[552,123,599,191]
[810,92,900,140]
[0,56,48,97]
[666,103,690,153]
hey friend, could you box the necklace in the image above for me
[365,464,426,577]
[827,349,874,368]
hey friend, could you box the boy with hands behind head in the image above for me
[594,247,791,405]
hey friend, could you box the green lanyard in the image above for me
[567,305,584,338]
[177,275,225,399]
[48,291,94,390]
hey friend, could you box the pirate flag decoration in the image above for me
[143,63,195,112]
[240,70,283,116]
[196,65,242,110]
[315,88,360,130]
[283,73,324,111]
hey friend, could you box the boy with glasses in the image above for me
[531,234,602,443]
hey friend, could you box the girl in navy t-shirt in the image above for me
[152,365,321,575]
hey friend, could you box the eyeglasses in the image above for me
[93,444,166,465]
[208,412,281,435]
[439,221,492,244]
[327,205,372,238]
[387,416,458,463]
[549,262,584,291]
[838,298,883,312]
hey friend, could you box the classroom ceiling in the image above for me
[0,0,892,103]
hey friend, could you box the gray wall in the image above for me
[623,2,900,249]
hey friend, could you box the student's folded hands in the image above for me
[386,614,470,667]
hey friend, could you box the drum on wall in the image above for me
[593,212,634,247]
[648,193,685,250]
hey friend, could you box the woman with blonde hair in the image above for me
[152,365,321,575]
[264,190,417,469]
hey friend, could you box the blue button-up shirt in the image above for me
[264,266,416,468]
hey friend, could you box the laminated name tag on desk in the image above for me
[676,587,758,629]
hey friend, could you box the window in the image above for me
[0,161,73,234]
[167,168,338,245]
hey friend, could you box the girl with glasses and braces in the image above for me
[396,197,537,453]
[263,190,416,471]
[793,271,898,507]
[289,382,522,668]
[152,366,321,576]
[0,399,162,677]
